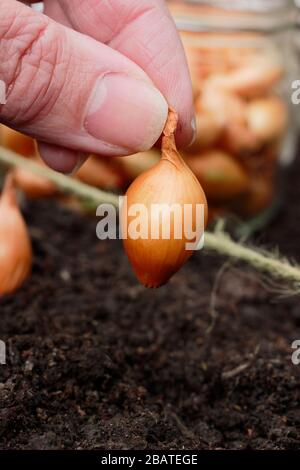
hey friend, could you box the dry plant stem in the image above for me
[0,145,119,208]
[1,145,300,287]
[204,231,300,286]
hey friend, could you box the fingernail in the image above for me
[85,74,168,152]
[188,115,197,147]
[68,153,88,176]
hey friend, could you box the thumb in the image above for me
[0,1,168,161]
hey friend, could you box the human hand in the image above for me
[0,0,195,173]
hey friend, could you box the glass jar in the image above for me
[168,0,297,234]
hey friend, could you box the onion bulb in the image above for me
[13,159,57,199]
[206,58,283,99]
[186,111,223,153]
[122,109,208,288]
[76,155,125,189]
[185,150,250,202]
[114,149,160,182]
[0,126,36,157]
[0,174,32,296]
[246,96,288,143]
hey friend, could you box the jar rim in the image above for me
[183,0,293,13]
[169,0,296,33]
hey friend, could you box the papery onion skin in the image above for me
[122,110,208,288]
[0,174,32,296]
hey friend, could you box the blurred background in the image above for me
[167,0,300,234]
[1,0,300,452]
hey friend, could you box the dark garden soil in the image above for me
[1,157,300,450]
